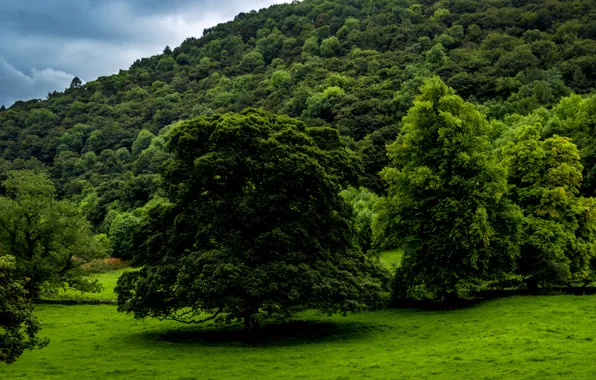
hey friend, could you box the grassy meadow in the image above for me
[3,254,596,379]
[379,249,404,269]
[42,268,132,301]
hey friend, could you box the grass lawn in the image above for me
[42,268,133,301]
[380,248,403,268]
[2,296,596,379]
[4,265,596,379]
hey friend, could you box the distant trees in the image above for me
[0,255,48,364]
[116,109,389,329]
[2,0,596,237]
[340,187,378,253]
[69,77,83,89]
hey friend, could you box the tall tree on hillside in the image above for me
[379,78,522,301]
[502,125,596,288]
[116,109,389,329]
[0,255,48,364]
[0,171,107,297]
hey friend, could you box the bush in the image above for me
[81,258,129,274]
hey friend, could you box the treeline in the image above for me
[109,80,596,326]
[2,0,596,234]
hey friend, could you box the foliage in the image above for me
[0,0,595,309]
[501,124,596,287]
[2,0,596,233]
[116,109,389,328]
[0,171,107,297]
[340,187,379,253]
[380,78,522,301]
[0,256,48,364]
[81,258,129,275]
[108,213,141,260]
[545,93,596,196]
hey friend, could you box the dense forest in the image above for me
[3,0,596,220]
[4,0,596,363]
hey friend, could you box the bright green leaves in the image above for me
[502,125,596,287]
[380,78,522,301]
[0,171,108,296]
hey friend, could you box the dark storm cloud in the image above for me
[0,0,288,107]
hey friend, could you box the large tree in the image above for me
[0,255,48,364]
[378,78,522,301]
[0,171,107,297]
[116,109,389,329]
[502,125,596,288]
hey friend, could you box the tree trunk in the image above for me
[243,307,259,331]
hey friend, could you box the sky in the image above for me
[0,0,290,107]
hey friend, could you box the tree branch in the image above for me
[166,308,224,324]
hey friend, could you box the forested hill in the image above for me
[2,0,596,234]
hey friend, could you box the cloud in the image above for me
[0,0,290,107]
[0,59,74,107]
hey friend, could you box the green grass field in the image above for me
[379,249,404,269]
[3,255,596,379]
[42,268,132,301]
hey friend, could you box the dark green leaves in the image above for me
[117,109,388,326]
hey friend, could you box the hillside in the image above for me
[1,0,596,233]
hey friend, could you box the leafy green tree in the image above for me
[302,36,320,56]
[108,213,141,260]
[116,109,388,329]
[340,187,379,253]
[0,171,107,297]
[240,52,265,73]
[304,86,345,122]
[320,36,342,57]
[0,256,48,364]
[380,78,522,301]
[357,126,398,193]
[547,94,596,196]
[69,77,83,89]
[502,125,596,288]
[131,130,155,156]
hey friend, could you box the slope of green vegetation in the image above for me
[2,296,596,379]
[2,0,596,233]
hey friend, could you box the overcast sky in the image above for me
[0,0,290,107]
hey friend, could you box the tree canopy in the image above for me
[0,171,108,297]
[0,255,48,364]
[1,0,596,314]
[2,0,596,238]
[502,125,596,287]
[378,78,523,301]
[116,109,389,328]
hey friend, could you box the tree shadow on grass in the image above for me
[137,320,389,347]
